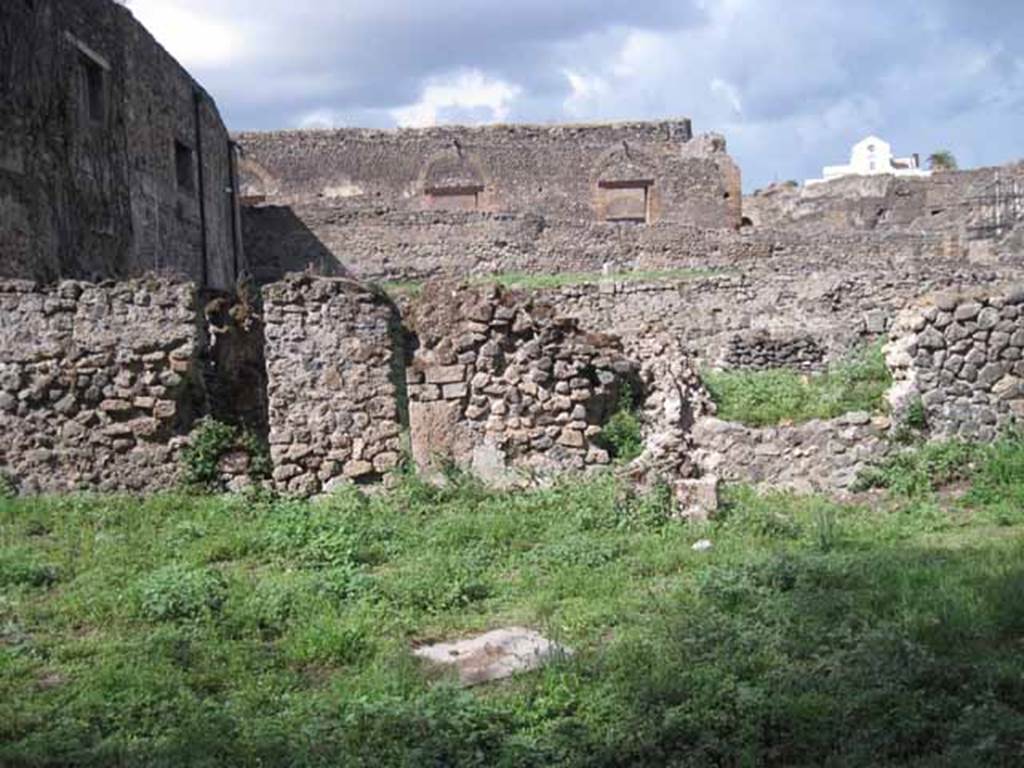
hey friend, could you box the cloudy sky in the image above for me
[127,0,1023,190]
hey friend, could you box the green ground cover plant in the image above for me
[595,383,644,463]
[1,443,1023,766]
[380,267,720,297]
[703,341,892,426]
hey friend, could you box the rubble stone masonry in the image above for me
[0,278,204,492]
[887,286,1024,440]
[261,275,404,495]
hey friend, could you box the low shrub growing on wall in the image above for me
[703,342,891,427]
[180,417,271,489]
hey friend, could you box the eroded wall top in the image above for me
[236,120,740,229]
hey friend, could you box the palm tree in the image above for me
[928,150,958,172]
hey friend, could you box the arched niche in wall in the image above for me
[592,143,658,223]
[421,147,486,211]
[236,156,278,206]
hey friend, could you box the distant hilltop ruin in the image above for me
[2,0,1024,507]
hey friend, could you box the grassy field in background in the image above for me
[703,342,893,427]
[2,437,1024,766]
[380,267,721,297]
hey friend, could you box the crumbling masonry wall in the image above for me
[887,286,1024,440]
[744,162,1024,241]
[261,276,404,495]
[543,262,1017,371]
[0,278,204,493]
[236,123,741,282]
[404,283,642,480]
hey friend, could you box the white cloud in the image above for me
[126,0,241,69]
[562,69,611,117]
[710,77,743,115]
[126,0,1024,189]
[390,70,522,127]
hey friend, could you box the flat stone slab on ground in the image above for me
[413,627,570,686]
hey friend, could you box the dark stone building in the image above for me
[0,0,244,290]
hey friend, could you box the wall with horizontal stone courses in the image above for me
[692,412,893,494]
[236,122,740,229]
[0,0,241,290]
[541,262,1018,371]
[261,275,403,494]
[404,283,647,480]
[234,200,960,284]
[723,332,826,371]
[886,286,1024,440]
[0,278,204,493]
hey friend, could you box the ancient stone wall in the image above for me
[692,413,892,494]
[0,278,204,493]
[887,286,1024,440]
[404,283,640,480]
[543,262,1016,371]
[723,332,826,371]
[236,121,742,283]
[241,201,961,284]
[0,0,241,289]
[744,163,1024,239]
[261,275,404,494]
[236,121,739,227]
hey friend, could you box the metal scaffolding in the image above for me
[965,174,1024,240]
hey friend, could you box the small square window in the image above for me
[424,184,482,211]
[80,53,105,123]
[175,141,195,194]
[598,180,651,223]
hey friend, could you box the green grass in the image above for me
[703,342,892,427]
[380,267,720,298]
[2,453,1024,766]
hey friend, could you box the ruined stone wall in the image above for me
[241,202,957,284]
[236,121,739,227]
[0,278,204,493]
[723,332,826,371]
[261,275,403,494]
[543,262,1016,371]
[0,0,240,289]
[404,283,640,480]
[744,162,1024,238]
[887,286,1024,440]
[692,413,892,494]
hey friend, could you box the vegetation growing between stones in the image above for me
[2,452,1024,765]
[856,431,1024,512]
[180,417,271,488]
[703,341,892,426]
[596,383,645,462]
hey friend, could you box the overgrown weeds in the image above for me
[703,341,891,426]
[2,450,1024,765]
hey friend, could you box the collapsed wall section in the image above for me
[0,278,204,492]
[261,275,403,494]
